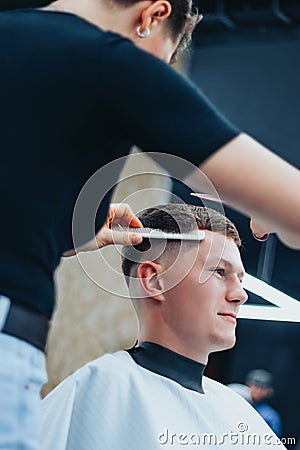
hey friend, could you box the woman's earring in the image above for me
[136,26,151,38]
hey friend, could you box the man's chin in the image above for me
[225,335,236,350]
[212,335,236,353]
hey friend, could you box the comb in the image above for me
[190,192,219,202]
[112,226,205,241]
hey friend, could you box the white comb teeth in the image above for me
[112,226,205,241]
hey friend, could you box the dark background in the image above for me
[1,0,299,446]
[182,1,300,446]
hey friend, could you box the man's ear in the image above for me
[137,261,166,301]
[139,1,172,31]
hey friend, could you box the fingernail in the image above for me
[132,235,143,244]
[253,233,270,242]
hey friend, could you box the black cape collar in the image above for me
[127,341,205,394]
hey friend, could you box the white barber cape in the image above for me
[41,351,286,450]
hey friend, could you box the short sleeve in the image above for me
[98,33,240,168]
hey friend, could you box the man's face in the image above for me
[249,385,271,403]
[159,231,248,362]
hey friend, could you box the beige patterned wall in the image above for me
[42,150,171,396]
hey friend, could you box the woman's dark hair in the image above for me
[113,0,202,62]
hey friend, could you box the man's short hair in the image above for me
[121,204,241,282]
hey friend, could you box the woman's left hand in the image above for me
[63,203,143,256]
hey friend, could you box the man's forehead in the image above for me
[196,231,243,268]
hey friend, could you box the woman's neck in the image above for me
[42,0,136,40]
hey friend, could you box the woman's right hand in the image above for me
[250,218,274,242]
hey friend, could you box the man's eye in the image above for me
[213,268,225,277]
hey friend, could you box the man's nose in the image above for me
[226,278,248,304]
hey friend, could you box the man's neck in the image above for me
[138,334,209,365]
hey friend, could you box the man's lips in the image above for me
[218,312,237,322]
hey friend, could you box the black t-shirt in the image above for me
[0,9,239,318]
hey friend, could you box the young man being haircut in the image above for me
[41,205,286,449]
